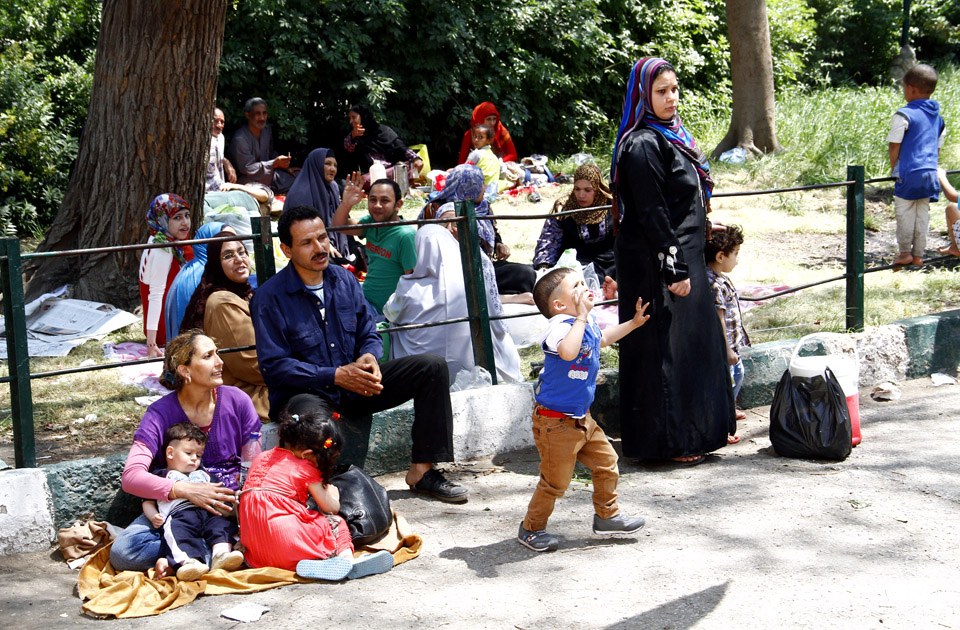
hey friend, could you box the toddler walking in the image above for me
[706,225,750,440]
[239,405,393,580]
[518,268,650,552]
[887,63,946,266]
[143,422,245,581]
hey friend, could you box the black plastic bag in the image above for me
[769,367,852,461]
[330,464,392,546]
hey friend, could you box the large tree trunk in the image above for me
[711,0,783,158]
[23,0,228,306]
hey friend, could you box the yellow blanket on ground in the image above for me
[78,510,422,619]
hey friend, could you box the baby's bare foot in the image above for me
[154,558,170,579]
[893,253,913,266]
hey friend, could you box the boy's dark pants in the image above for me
[522,409,620,532]
[161,507,236,567]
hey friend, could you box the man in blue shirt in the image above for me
[250,204,468,502]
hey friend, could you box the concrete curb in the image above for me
[3,308,960,555]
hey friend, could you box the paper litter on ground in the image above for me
[221,602,270,622]
[931,372,956,386]
[0,286,139,358]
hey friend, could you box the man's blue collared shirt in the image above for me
[250,262,382,415]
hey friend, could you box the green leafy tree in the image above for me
[0,0,99,235]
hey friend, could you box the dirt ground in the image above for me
[2,377,959,629]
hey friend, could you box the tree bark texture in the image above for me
[23,0,228,306]
[711,0,783,158]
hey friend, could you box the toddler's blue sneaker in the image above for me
[517,522,559,552]
[592,513,646,536]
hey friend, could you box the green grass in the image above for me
[577,64,960,188]
[703,65,960,187]
[0,323,147,456]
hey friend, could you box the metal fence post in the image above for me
[455,201,497,384]
[251,216,276,284]
[846,165,866,332]
[0,238,36,467]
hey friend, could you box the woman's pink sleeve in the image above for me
[120,441,173,501]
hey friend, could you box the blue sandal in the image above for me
[295,556,352,581]
[347,550,394,579]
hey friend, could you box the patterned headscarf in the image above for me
[610,58,714,215]
[146,193,190,264]
[421,164,495,250]
[558,164,613,226]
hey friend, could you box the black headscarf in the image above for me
[180,231,254,331]
[349,104,411,170]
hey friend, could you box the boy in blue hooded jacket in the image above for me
[888,64,946,266]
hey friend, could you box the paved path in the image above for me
[1,378,959,629]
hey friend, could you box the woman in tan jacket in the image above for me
[181,231,269,422]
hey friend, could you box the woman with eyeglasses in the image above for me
[181,232,268,422]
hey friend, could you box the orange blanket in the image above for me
[78,510,422,618]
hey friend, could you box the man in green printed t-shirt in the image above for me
[332,178,417,314]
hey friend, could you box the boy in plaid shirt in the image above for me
[705,225,749,441]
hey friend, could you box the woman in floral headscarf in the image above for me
[611,58,735,465]
[533,164,616,280]
[419,165,507,311]
[424,164,536,300]
[139,193,194,357]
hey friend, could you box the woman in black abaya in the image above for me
[611,57,735,465]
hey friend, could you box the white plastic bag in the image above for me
[450,366,493,392]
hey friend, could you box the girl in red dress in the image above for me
[239,405,393,580]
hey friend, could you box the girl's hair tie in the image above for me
[163,369,176,384]
[323,438,333,449]
[331,412,340,421]
[291,413,300,424]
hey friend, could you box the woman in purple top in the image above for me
[109,330,261,572]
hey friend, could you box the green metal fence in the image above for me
[2,166,957,468]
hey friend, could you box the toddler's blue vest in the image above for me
[895,99,944,201]
[534,316,601,418]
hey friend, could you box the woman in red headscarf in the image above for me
[458,102,518,164]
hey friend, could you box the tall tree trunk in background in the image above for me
[711,0,783,158]
[23,0,228,306]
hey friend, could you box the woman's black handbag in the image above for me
[330,464,392,546]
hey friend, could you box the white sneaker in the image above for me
[176,558,210,581]
[211,550,245,572]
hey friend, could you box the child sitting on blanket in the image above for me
[238,405,393,580]
[143,422,244,581]
[705,224,750,439]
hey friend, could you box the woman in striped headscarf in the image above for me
[611,58,735,465]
